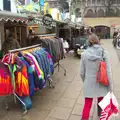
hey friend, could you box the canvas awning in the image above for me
[0,11,28,23]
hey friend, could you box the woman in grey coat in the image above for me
[80,34,113,120]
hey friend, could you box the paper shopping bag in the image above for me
[99,92,119,120]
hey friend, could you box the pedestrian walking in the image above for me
[80,34,113,120]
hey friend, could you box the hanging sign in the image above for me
[42,14,53,28]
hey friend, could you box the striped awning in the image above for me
[0,11,28,23]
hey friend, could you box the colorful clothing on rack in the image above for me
[43,48,54,74]
[35,49,50,79]
[2,53,16,90]
[0,61,13,96]
[18,56,35,97]
[23,52,44,80]
[14,56,29,96]
[23,52,45,89]
[1,47,54,97]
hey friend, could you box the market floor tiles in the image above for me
[56,98,76,108]
[1,39,120,120]
[48,106,72,120]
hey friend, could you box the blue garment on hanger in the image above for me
[41,48,54,74]
[35,50,50,80]
[39,0,44,6]
[32,52,47,80]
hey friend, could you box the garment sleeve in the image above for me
[80,53,86,82]
[104,50,113,90]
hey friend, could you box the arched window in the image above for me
[85,9,95,17]
[97,9,104,17]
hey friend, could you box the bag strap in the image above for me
[101,49,105,61]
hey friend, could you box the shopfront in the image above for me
[0,11,28,48]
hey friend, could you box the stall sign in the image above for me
[42,14,53,28]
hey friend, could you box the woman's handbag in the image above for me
[96,50,109,86]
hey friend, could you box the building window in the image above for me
[92,0,95,4]
[3,0,11,11]
[112,0,117,4]
[101,0,105,4]
[97,0,100,3]
[118,0,120,4]
[87,0,91,5]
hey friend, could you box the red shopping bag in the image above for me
[96,50,109,86]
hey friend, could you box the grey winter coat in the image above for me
[80,44,113,98]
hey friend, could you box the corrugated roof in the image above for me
[0,11,28,23]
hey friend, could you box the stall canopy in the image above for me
[28,16,56,29]
[0,11,28,23]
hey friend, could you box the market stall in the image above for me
[28,15,56,35]
[0,11,28,47]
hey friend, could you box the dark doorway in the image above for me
[95,26,110,39]
[3,0,11,11]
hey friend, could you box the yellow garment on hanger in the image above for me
[44,2,48,15]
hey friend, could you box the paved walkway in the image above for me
[0,39,120,120]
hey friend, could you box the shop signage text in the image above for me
[42,14,53,27]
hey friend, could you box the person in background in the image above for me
[80,34,113,120]
[63,39,69,53]
[2,32,20,55]
[27,29,35,46]
[112,30,118,47]
[91,27,96,34]
[88,28,92,35]
[113,30,118,39]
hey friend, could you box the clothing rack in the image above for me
[8,44,41,53]
[38,34,66,76]
[5,44,54,115]
[9,44,54,88]
[37,33,56,37]
[54,60,66,76]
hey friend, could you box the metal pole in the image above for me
[69,1,71,20]
[80,0,86,23]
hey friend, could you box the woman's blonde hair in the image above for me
[88,34,100,45]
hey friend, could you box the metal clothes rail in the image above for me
[8,44,41,53]
[37,33,56,37]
